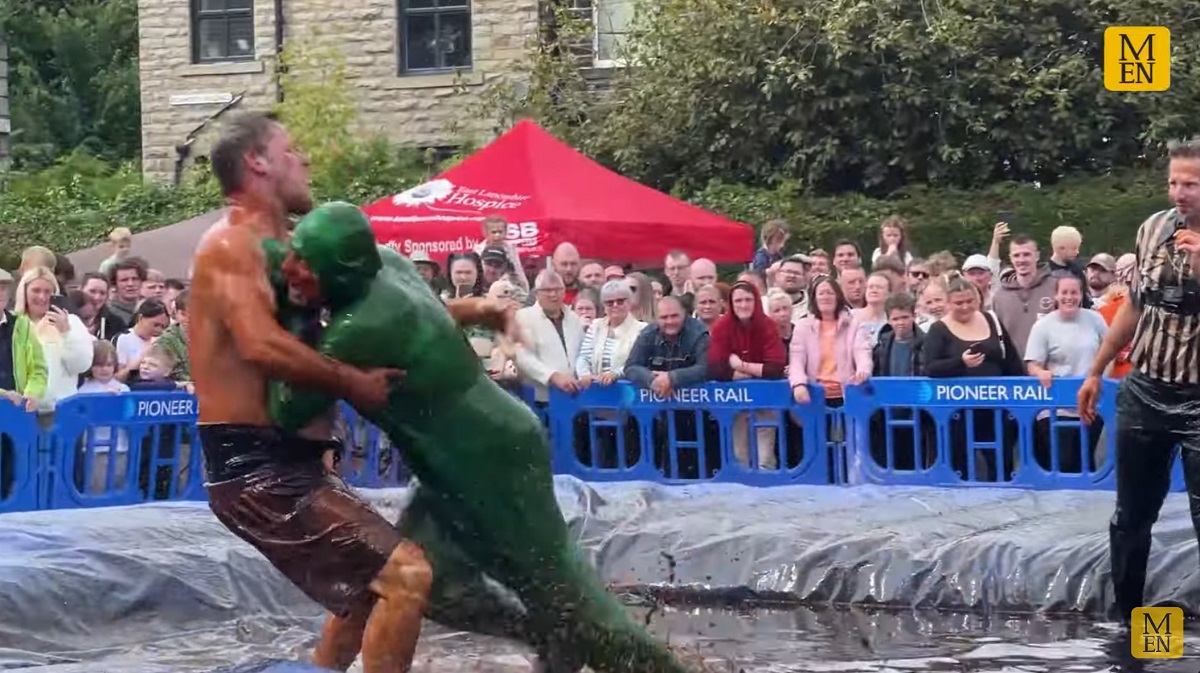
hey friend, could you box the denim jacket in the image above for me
[625,316,710,388]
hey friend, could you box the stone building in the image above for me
[137,0,629,183]
[0,36,9,168]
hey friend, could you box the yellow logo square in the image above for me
[1131,607,1184,658]
[1104,27,1171,91]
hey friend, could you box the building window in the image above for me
[398,0,472,74]
[593,0,631,65]
[568,0,631,66]
[191,0,255,63]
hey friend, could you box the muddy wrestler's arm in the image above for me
[445,297,509,331]
[200,231,364,396]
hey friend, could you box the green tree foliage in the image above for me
[690,168,1167,261]
[479,0,1199,196]
[0,0,141,168]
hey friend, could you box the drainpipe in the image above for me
[274,0,286,103]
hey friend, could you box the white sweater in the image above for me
[32,314,94,412]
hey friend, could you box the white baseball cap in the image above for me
[962,254,991,272]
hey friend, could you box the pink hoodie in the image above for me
[788,312,872,389]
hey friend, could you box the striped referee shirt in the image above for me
[1129,208,1200,385]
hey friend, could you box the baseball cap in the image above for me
[408,249,440,271]
[962,254,991,272]
[1086,253,1116,273]
[479,245,509,266]
[604,265,625,280]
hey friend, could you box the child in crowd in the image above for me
[76,341,130,493]
[473,215,529,292]
[130,344,193,393]
[872,215,915,266]
[98,227,133,277]
[1047,225,1092,308]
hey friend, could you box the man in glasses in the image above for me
[772,253,811,320]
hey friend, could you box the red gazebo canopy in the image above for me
[363,120,754,266]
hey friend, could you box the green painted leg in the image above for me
[400,486,585,672]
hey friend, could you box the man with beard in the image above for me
[187,113,428,673]
[1079,139,1200,623]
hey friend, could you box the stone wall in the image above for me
[137,0,539,182]
[0,37,9,168]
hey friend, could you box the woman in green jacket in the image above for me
[3,310,48,411]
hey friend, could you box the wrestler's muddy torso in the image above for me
[190,207,286,426]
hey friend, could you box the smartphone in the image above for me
[50,294,70,311]
[966,341,983,354]
[455,284,473,299]
[997,211,1013,225]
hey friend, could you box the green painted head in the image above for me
[288,201,382,308]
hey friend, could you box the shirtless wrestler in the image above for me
[188,112,430,673]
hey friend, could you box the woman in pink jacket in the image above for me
[789,275,872,482]
[789,275,872,407]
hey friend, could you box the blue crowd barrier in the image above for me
[49,391,206,509]
[548,380,832,486]
[0,401,42,513]
[0,375,1190,513]
[843,377,1122,489]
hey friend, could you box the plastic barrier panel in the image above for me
[49,392,204,509]
[0,401,40,514]
[7,377,1197,509]
[549,380,831,486]
[337,402,406,488]
[843,376,1123,490]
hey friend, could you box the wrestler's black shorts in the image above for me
[200,424,402,617]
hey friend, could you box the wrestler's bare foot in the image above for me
[362,542,432,673]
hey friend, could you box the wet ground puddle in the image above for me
[5,604,1200,672]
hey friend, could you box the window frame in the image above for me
[591,0,629,68]
[396,0,474,75]
[190,0,256,65]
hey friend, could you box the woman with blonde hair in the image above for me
[626,272,657,322]
[925,250,959,278]
[14,266,93,413]
[693,283,723,329]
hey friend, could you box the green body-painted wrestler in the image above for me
[264,202,697,673]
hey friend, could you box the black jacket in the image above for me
[872,323,926,376]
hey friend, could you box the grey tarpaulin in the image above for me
[0,477,1198,671]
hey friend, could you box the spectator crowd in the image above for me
[0,214,1133,493]
[433,215,1132,481]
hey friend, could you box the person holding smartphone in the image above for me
[921,276,1025,481]
[11,266,93,413]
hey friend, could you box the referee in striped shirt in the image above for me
[1079,139,1200,622]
